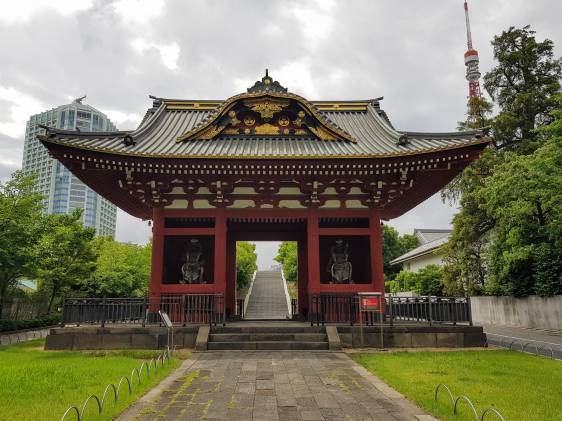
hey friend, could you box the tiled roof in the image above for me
[390,232,452,265]
[414,228,452,244]
[39,97,487,159]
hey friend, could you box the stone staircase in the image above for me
[207,326,330,350]
[244,270,289,320]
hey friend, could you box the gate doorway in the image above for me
[226,218,308,319]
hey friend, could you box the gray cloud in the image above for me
[1,0,561,261]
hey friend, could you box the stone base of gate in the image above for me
[44,324,484,350]
[44,326,199,350]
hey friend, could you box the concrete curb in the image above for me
[326,326,342,351]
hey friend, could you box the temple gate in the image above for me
[40,72,489,320]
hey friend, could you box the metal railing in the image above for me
[60,348,172,421]
[309,294,472,326]
[485,333,562,360]
[236,298,244,318]
[62,294,226,327]
[309,293,358,326]
[387,296,472,326]
[291,298,298,317]
[62,298,147,327]
[152,294,225,326]
[435,383,506,421]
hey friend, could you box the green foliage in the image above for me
[382,225,420,280]
[236,241,257,290]
[0,315,61,332]
[443,26,562,296]
[388,265,444,296]
[352,350,562,421]
[477,137,562,295]
[457,96,494,131]
[82,237,151,297]
[34,209,97,312]
[0,172,44,316]
[274,241,298,283]
[484,25,562,153]
[387,270,418,294]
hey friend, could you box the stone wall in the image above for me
[470,295,562,330]
[45,326,199,350]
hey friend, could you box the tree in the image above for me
[34,210,97,313]
[484,25,562,153]
[236,241,257,290]
[458,96,494,132]
[83,237,151,297]
[477,135,562,295]
[387,265,444,296]
[274,241,298,284]
[382,225,420,280]
[442,26,562,296]
[0,172,44,316]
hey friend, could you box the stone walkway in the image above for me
[120,351,433,421]
[245,271,289,320]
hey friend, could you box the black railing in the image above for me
[387,296,472,326]
[152,294,226,326]
[62,294,226,327]
[291,298,298,317]
[62,298,147,327]
[309,294,472,326]
[309,293,358,326]
[236,298,245,318]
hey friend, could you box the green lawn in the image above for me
[352,349,562,421]
[0,339,181,421]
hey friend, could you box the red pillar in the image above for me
[149,207,165,309]
[369,210,385,294]
[297,239,309,315]
[307,209,321,294]
[214,209,228,309]
[226,236,237,317]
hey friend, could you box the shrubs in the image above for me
[0,315,61,333]
[386,265,445,296]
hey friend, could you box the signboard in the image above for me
[360,296,381,311]
[357,292,384,349]
[159,311,173,328]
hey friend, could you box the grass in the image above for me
[352,349,562,421]
[0,339,182,421]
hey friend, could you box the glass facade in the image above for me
[22,100,118,237]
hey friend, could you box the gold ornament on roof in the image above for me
[254,123,280,135]
[243,98,289,120]
[278,116,290,126]
[243,116,256,126]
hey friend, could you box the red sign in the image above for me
[361,297,380,310]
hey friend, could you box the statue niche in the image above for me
[326,239,353,284]
[180,239,205,284]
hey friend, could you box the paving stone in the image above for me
[118,351,431,421]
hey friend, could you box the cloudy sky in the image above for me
[1,0,561,268]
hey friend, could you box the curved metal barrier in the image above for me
[434,383,506,421]
[60,348,171,421]
[485,333,561,360]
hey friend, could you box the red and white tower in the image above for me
[463,1,482,98]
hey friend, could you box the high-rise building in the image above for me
[22,97,117,237]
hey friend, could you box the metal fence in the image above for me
[387,296,472,326]
[1,298,45,321]
[309,294,472,326]
[62,294,226,327]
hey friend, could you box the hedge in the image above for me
[0,315,61,333]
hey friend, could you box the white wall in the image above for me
[404,253,443,272]
[471,296,562,330]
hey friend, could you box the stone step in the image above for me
[211,326,325,334]
[209,333,327,342]
[208,341,329,351]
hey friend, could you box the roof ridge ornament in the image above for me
[247,69,288,94]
